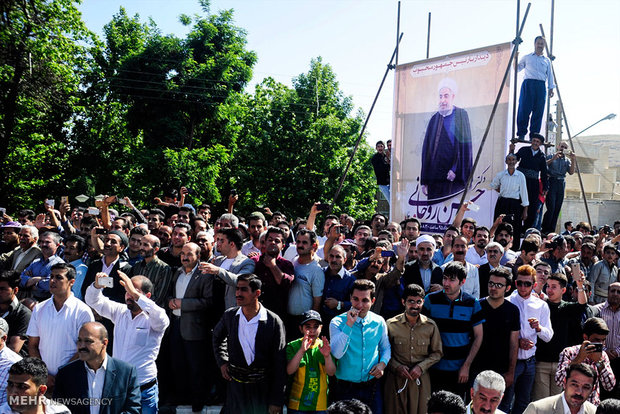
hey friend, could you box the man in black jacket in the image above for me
[510,133,548,230]
[213,273,286,414]
[371,140,390,202]
[403,235,443,294]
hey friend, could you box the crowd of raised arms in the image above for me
[0,184,618,414]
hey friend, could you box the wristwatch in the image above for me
[337,301,342,311]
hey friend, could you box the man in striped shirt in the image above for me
[422,261,484,400]
[595,282,620,399]
[0,318,21,405]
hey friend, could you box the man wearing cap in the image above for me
[0,222,20,255]
[286,310,335,413]
[540,235,569,276]
[0,317,22,405]
[421,77,472,201]
[403,235,443,294]
[509,134,548,231]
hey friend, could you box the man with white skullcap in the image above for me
[403,235,444,293]
[421,77,473,201]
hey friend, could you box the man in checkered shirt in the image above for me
[555,317,616,405]
[0,318,21,405]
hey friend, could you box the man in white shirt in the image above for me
[26,263,94,386]
[213,274,286,414]
[0,318,21,406]
[466,226,490,266]
[490,154,529,240]
[241,213,265,257]
[85,270,169,414]
[54,322,140,414]
[506,264,553,414]
[443,235,480,299]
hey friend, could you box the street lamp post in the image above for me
[572,113,617,139]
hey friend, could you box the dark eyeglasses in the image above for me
[516,280,533,287]
[488,281,506,288]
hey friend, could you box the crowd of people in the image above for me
[0,184,618,414]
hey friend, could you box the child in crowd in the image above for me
[286,310,336,414]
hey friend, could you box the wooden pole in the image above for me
[329,34,404,212]
[396,2,401,66]
[544,0,556,142]
[512,0,520,139]
[539,24,592,225]
[457,4,532,209]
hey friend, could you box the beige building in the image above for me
[562,134,620,228]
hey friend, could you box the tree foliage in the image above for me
[0,0,95,208]
[1,2,378,221]
[228,58,376,220]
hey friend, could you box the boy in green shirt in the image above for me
[286,310,336,413]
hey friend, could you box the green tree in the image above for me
[228,58,377,220]
[66,4,256,206]
[0,0,95,210]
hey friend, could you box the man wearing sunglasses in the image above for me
[473,267,520,413]
[505,265,553,414]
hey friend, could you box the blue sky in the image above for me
[78,0,620,144]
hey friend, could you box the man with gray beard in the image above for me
[129,234,172,308]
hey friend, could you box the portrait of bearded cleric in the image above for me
[420,77,473,202]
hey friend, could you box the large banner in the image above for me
[391,42,513,233]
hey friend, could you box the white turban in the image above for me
[416,234,437,249]
[438,77,458,95]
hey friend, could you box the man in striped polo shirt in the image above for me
[422,261,484,400]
